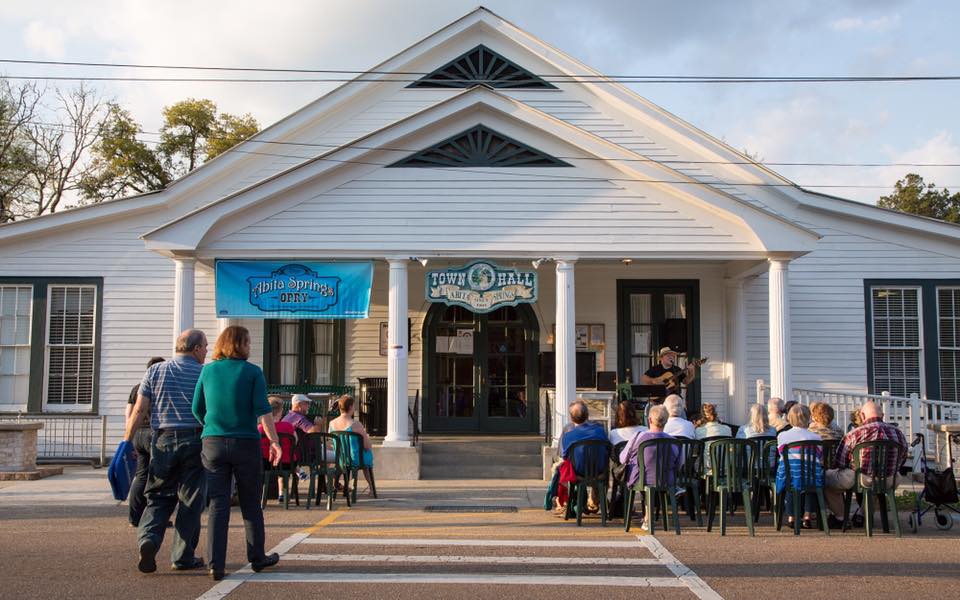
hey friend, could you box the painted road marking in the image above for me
[301,537,644,547]
[640,535,723,600]
[244,572,688,587]
[196,510,346,600]
[282,553,661,565]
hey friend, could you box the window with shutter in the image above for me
[938,287,960,402]
[0,285,33,412]
[870,287,923,397]
[44,285,97,410]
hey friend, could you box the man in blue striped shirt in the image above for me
[125,329,208,574]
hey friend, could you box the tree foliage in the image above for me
[878,173,960,224]
[81,97,260,201]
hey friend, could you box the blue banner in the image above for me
[216,260,373,319]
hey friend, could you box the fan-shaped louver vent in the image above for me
[408,45,556,89]
[389,125,570,168]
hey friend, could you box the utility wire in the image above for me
[8,118,960,170]
[1,58,958,84]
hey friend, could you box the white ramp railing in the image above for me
[755,380,960,468]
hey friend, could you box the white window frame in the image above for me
[0,285,33,412]
[870,285,925,398]
[42,284,97,414]
[936,286,960,403]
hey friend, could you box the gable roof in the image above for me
[0,6,956,248]
[141,85,819,258]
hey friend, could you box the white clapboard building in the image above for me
[2,8,959,475]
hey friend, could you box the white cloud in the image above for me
[22,20,66,58]
[829,14,901,33]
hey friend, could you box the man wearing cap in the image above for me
[642,347,696,396]
[281,394,323,434]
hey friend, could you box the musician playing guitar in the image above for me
[642,347,697,395]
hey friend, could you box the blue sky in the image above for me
[1,0,957,204]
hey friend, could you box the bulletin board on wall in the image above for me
[551,323,605,370]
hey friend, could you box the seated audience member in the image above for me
[609,401,647,447]
[328,395,375,493]
[809,402,844,441]
[663,394,696,439]
[619,405,681,530]
[776,404,823,528]
[737,403,777,439]
[779,401,798,433]
[281,394,323,434]
[259,396,298,501]
[695,403,732,473]
[824,401,907,528]
[554,401,608,514]
[846,408,863,433]
[768,397,788,432]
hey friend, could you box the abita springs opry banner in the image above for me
[215,260,373,319]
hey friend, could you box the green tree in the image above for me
[878,173,960,224]
[207,112,259,160]
[0,80,40,222]
[158,98,218,177]
[79,104,170,201]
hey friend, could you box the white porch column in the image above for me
[724,278,748,423]
[172,257,196,351]
[553,259,577,444]
[768,258,793,401]
[383,258,410,447]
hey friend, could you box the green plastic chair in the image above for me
[624,437,684,535]
[330,430,377,505]
[748,436,778,524]
[842,440,905,537]
[675,438,705,526]
[299,432,340,511]
[705,439,755,537]
[260,431,299,510]
[775,440,831,536]
[563,439,612,526]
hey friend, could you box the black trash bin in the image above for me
[358,377,388,437]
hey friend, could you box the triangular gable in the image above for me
[387,124,569,167]
[407,44,556,89]
[142,86,819,257]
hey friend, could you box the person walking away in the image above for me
[193,325,282,581]
[328,395,375,494]
[125,356,164,527]
[124,330,208,574]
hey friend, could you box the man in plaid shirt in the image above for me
[824,401,908,526]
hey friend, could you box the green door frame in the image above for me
[616,279,701,414]
[422,304,539,433]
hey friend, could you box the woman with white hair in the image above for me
[767,397,788,432]
[662,394,695,439]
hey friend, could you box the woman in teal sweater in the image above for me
[193,325,281,581]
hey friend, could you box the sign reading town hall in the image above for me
[215,260,373,319]
[426,261,537,313]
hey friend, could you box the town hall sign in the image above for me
[426,261,537,313]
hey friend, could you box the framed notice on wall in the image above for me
[379,319,413,356]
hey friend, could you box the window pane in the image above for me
[630,294,651,323]
[939,288,960,402]
[46,285,97,406]
[664,293,686,319]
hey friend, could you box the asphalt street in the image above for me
[2,474,959,599]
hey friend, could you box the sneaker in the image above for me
[640,519,650,531]
[137,540,158,573]
[251,552,280,572]
[172,557,206,571]
[277,494,284,504]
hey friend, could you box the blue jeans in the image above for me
[137,428,205,567]
[127,428,152,526]
[785,490,816,519]
[202,437,267,572]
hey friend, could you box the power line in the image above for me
[2,58,958,84]
[8,118,960,170]
[3,74,960,85]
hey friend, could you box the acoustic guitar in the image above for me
[648,357,709,392]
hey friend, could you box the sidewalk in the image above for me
[0,465,118,506]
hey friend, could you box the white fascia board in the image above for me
[0,191,166,244]
[798,189,960,242]
[198,248,778,262]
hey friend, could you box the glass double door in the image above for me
[425,305,538,432]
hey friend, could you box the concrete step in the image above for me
[421,452,541,468]
[418,436,544,479]
[420,464,544,480]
